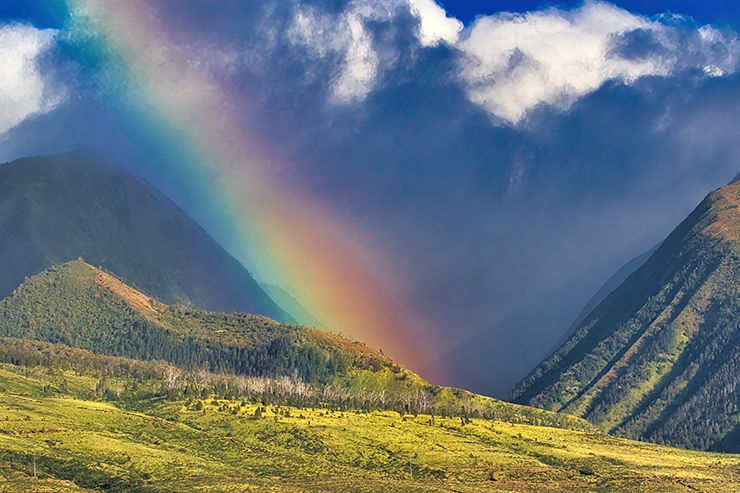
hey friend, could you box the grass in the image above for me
[0,363,737,492]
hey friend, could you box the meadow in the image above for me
[0,363,737,492]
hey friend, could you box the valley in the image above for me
[513,180,740,452]
[0,260,735,491]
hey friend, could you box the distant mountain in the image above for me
[261,282,327,329]
[511,180,739,452]
[0,153,288,321]
[552,243,660,350]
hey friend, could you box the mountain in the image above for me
[511,180,740,452]
[0,260,393,386]
[0,266,733,491]
[0,152,288,321]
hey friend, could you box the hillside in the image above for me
[0,153,287,321]
[0,261,587,429]
[512,181,740,452]
[0,344,737,492]
[0,261,397,386]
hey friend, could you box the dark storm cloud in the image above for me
[284,69,740,395]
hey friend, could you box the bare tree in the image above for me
[163,366,183,395]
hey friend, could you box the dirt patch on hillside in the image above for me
[95,270,163,318]
[704,182,739,242]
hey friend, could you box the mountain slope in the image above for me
[0,261,589,430]
[0,153,287,320]
[0,260,391,386]
[512,180,740,452]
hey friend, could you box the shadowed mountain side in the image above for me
[0,152,288,321]
[260,282,327,329]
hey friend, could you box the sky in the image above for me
[0,0,738,396]
[443,1,740,28]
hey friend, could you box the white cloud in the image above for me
[331,12,379,103]
[287,0,461,104]
[408,0,462,46]
[0,24,60,135]
[287,0,738,120]
[457,1,739,124]
[289,2,392,104]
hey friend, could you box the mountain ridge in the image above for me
[511,180,739,451]
[0,260,386,384]
[559,244,660,347]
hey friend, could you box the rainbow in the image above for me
[64,0,441,379]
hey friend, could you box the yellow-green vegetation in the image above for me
[0,361,738,492]
[0,255,737,492]
[0,262,588,429]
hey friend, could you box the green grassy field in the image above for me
[0,363,737,492]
